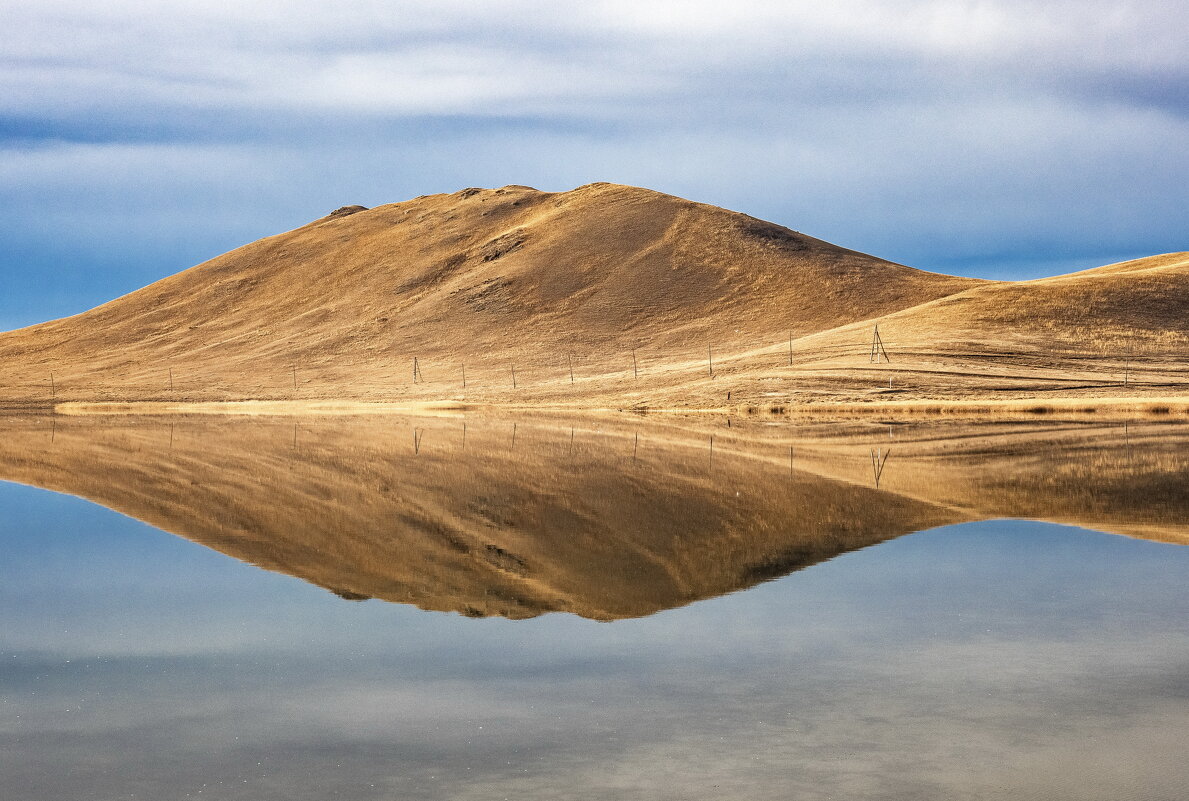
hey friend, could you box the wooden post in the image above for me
[632,349,638,379]
[49,371,55,399]
[169,368,174,392]
[633,431,638,462]
[511,365,517,389]
[568,353,574,384]
[708,344,714,377]
[462,362,466,389]
[413,357,419,384]
[788,332,793,367]
[292,364,298,391]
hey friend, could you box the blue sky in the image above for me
[2,0,1186,329]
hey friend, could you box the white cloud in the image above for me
[0,0,1183,303]
[3,1,1186,116]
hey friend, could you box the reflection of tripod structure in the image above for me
[870,447,891,488]
[869,324,890,363]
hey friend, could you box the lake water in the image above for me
[1,414,1187,800]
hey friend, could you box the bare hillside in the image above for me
[0,184,1184,410]
[0,183,978,405]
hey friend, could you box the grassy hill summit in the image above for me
[0,184,1185,412]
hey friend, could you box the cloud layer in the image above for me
[1,1,1186,326]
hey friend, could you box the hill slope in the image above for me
[0,183,978,405]
[809,251,1189,355]
[0,183,1184,409]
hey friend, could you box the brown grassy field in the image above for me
[0,183,1185,414]
[0,413,1183,619]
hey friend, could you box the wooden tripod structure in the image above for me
[869,324,890,363]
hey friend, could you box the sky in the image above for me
[2,0,1186,329]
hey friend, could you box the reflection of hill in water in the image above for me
[0,415,1186,619]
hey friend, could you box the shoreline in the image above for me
[32,396,1189,419]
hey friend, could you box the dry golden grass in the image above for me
[0,183,1184,413]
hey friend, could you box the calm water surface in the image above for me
[1,415,1186,800]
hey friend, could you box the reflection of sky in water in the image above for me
[2,481,1187,800]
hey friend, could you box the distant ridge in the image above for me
[0,184,1184,408]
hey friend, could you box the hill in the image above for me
[0,183,1184,411]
